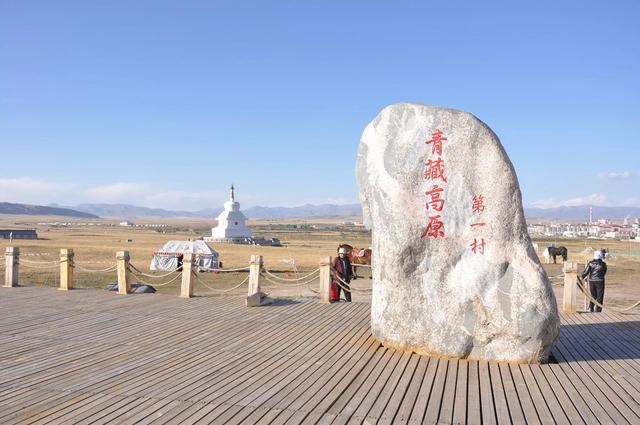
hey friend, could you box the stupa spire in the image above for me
[230,184,235,202]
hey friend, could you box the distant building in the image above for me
[119,221,134,227]
[204,185,280,246]
[527,220,635,240]
[0,229,37,240]
[207,185,252,240]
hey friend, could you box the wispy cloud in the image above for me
[84,183,223,210]
[0,176,224,210]
[0,177,77,204]
[0,177,73,193]
[531,193,607,208]
[84,182,151,203]
[144,191,220,210]
[621,197,640,207]
[598,171,637,180]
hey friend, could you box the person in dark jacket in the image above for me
[176,254,184,271]
[332,247,353,302]
[582,250,607,312]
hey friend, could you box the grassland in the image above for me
[1,214,638,308]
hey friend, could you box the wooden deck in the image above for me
[1,287,639,424]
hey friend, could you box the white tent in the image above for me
[150,240,220,271]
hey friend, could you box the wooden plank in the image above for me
[570,312,640,394]
[0,389,66,423]
[390,356,429,424]
[190,302,364,414]
[59,395,142,425]
[556,339,640,423]
[518,365,559,425]
[202,307,372,423]
[12,392,95,424]
[563,311,640,390]
[438,359,459,425]
[290,336,388,425]
[376,353,420,425]
[29,393,124,425]
[488,362,511,424]
[262,337,382,422]
[1,287,640,425]
[358,351,412,423]
[546,354,611,424]
[422,358,448,423]
[232,333,379,425]
[508,365,541,425]
[465,361,481,425]
[478,361,496,425]
[77,397,150,425]
[450,360,467,425]
[498,363,526,424]
[318,348,394,425]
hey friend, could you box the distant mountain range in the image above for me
[0,202,98,218]
[62,203,363,219]
[1,201,639,221]
[244,204,363,219]
[68,203,219,219]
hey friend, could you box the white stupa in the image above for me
[209,185,252,240]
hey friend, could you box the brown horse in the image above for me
[338,244,372,279]
[547,246,568,264]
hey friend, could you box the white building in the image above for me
[209,185,252,240]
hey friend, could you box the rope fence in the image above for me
[74,263,117,273]
[10,247,639,313]
[332,268,372,295]
[192,271,250,293]
[262,268,320,282]
[18,258,61,270]
[209,266,251,273]
[548,274,565,286]
[576,276,640,314]
[129,263,177,279]
[127,269,184,287]
[2,247,373,301]
[260,272,320,288]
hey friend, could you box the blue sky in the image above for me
[1,0,638,210]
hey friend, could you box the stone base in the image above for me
[246,292,274,307]
[376,337,552,364]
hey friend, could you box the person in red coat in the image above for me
[332,247,353,302]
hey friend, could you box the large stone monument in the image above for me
[356,103,559,363]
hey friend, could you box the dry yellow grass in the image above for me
[1,215,638,306]
[0,215,371,298]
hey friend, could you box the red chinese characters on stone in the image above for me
[425,185,445,212]
[425,129,447,156]
[424,159,447,182]
[472,195,485,214]
[470,194,487,252]
[421,129,448,240]
[470,238,486,254]
[421,215,445,239]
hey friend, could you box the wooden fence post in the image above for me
[4,247,19,287]
[116,251,130,295]
[246,255,272,306]
[319,256,332,304]
[248,255,262,297]
[562,262,578,314]
[180,253,194,298]
[59,249,74,290]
